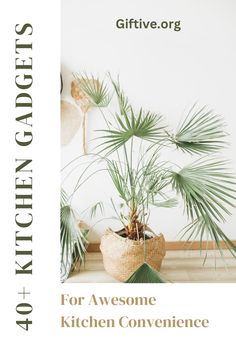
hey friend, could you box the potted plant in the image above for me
[68,74,236,283]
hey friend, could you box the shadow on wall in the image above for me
[61,63,74,101]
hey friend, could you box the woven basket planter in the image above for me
[100,228,166,282]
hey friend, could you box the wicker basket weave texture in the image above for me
[100,229,166,282]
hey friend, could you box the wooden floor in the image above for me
[66,250,236,283]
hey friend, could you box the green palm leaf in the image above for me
[171,157,236,254]
[73,73,111,107]
[97,108,166,154]
[60,189,88,282]
[171,158,236,222]
[181,215,236,258]
[110,76,131,115]
[125,263,169,283]
[107,160,131,202]
[171,104,228,154]
[151,197,178,208]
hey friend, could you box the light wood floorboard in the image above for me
[66,250,236,283]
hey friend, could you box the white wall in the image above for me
[61,0,236,242]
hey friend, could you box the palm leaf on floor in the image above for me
[125,263,169,283]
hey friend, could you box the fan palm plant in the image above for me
[63,73,236,282]
[81,75,236,248]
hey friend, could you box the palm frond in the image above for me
[144,167,172,196]
[181,215,236,258]
[61,188,68,206]
[171,157,236,222]
[110,76,131,115]
[73,73,111,108]
[125,263,169,283]
[97,108,166,155]
[107,160,131,202]
[151,198,178,208]
[171,104,228,154]
[89,201,104,219]
[60,189,88,282]
[171,157,236,253]
[135,158,174,207]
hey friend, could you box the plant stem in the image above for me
[82,111,88,154]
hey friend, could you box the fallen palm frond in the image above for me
[125,263,169,283]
